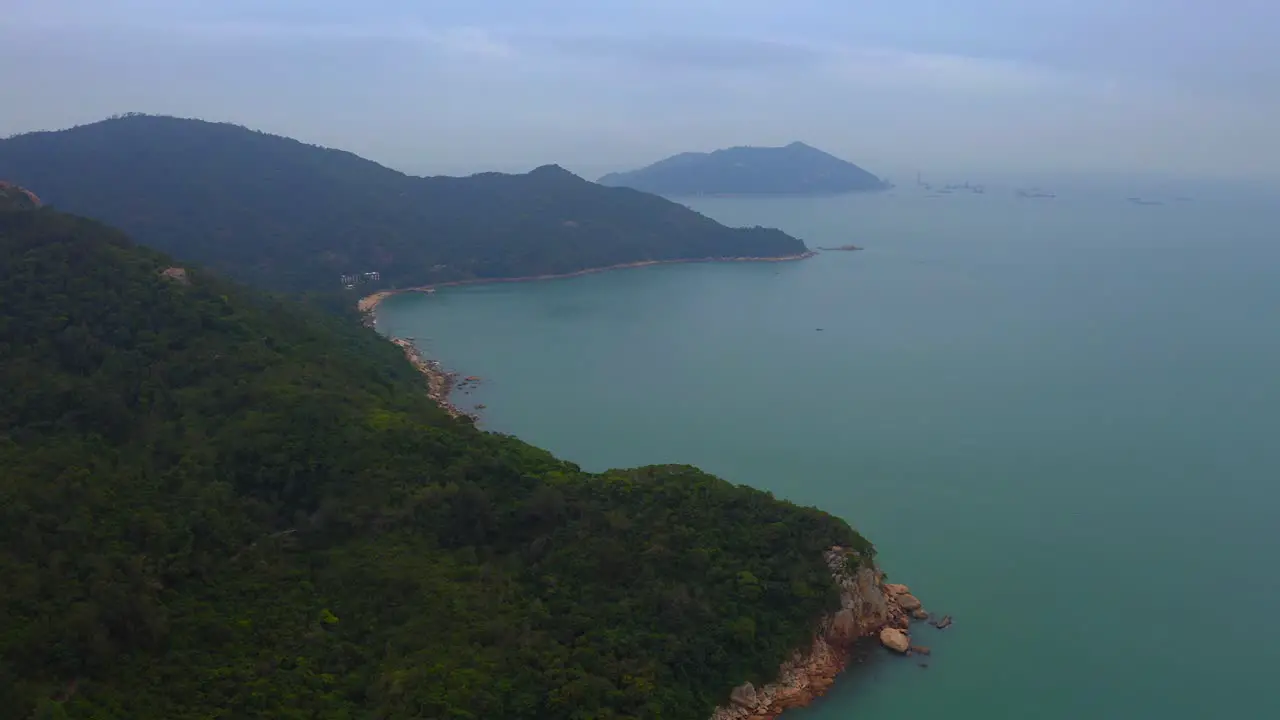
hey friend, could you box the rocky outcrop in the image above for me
[896,593,922,611]
[159,267,190,285]
[0,181,41,210]
[709,547,921,720]
[879,628,909,653]
[389,337,475,421]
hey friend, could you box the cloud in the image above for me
[3,0,1280,177]
[172,21,515,59]
[532,33,825,71]
[823,47,1077,95]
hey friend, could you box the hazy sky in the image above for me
[3,1,1278,178]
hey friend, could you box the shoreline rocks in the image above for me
[389,337,476,421]
[879,628,909,653]
[708,547,927,720]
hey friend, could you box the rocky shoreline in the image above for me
[357,251,816,313]
[365,253,815,420]
[389,337,475,421]
[710,547,939,720]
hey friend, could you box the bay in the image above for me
[375,178,1280,718]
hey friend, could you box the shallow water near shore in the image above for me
[376,177,1280,719]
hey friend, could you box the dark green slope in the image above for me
[0,115,806,295]
[0,207,870,719]
[599,141,890,196]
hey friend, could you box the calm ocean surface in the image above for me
[376,177,1280,719]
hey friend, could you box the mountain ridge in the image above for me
[0,114,807,296]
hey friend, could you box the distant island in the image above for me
[598,142,891,196]
[0,114,809,296]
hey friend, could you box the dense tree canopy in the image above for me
[0,207,871,719]
[0,114,807,295]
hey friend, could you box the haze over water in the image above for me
[377,179,1280,718]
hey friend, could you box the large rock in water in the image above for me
[879,628,910,653]
[896,593,922,611]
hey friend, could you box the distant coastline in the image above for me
[358,251,816,314]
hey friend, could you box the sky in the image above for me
[3,1,1279,179]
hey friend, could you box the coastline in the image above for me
[710,548,929,720]
[371,253,933,714]
[358,251,816,314]
[389,337,474,421]
[367,252,813,423]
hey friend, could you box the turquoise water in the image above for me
[376,180,1280,718]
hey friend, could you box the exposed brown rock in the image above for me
[912,608,930,620]
[159,267,190,284]
[896,593,922,611]
[729,683,757,708]
[829,608,858,643]
[879,628,910,653]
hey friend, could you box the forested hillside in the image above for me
[0,115,807,294]
[0,206,870,719]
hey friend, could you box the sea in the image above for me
[375,174,1280,719]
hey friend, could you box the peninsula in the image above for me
[0,191,918,718]
[598,141,891,196]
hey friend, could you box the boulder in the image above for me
[883,583,910,596]
[879,628,910,653]
[729,682,758,709]
[912,608,930,620]
[896,593,922,611]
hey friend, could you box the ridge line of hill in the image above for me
[0,114,811,297]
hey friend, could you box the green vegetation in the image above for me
[599,141,890,196]
[0,114,806,295]
[0,206,872,719]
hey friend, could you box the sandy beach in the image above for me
[358,251,815,314]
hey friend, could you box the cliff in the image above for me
[710,547,912,719]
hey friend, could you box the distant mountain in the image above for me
[598,142,890,196]
[0,115,806,294]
